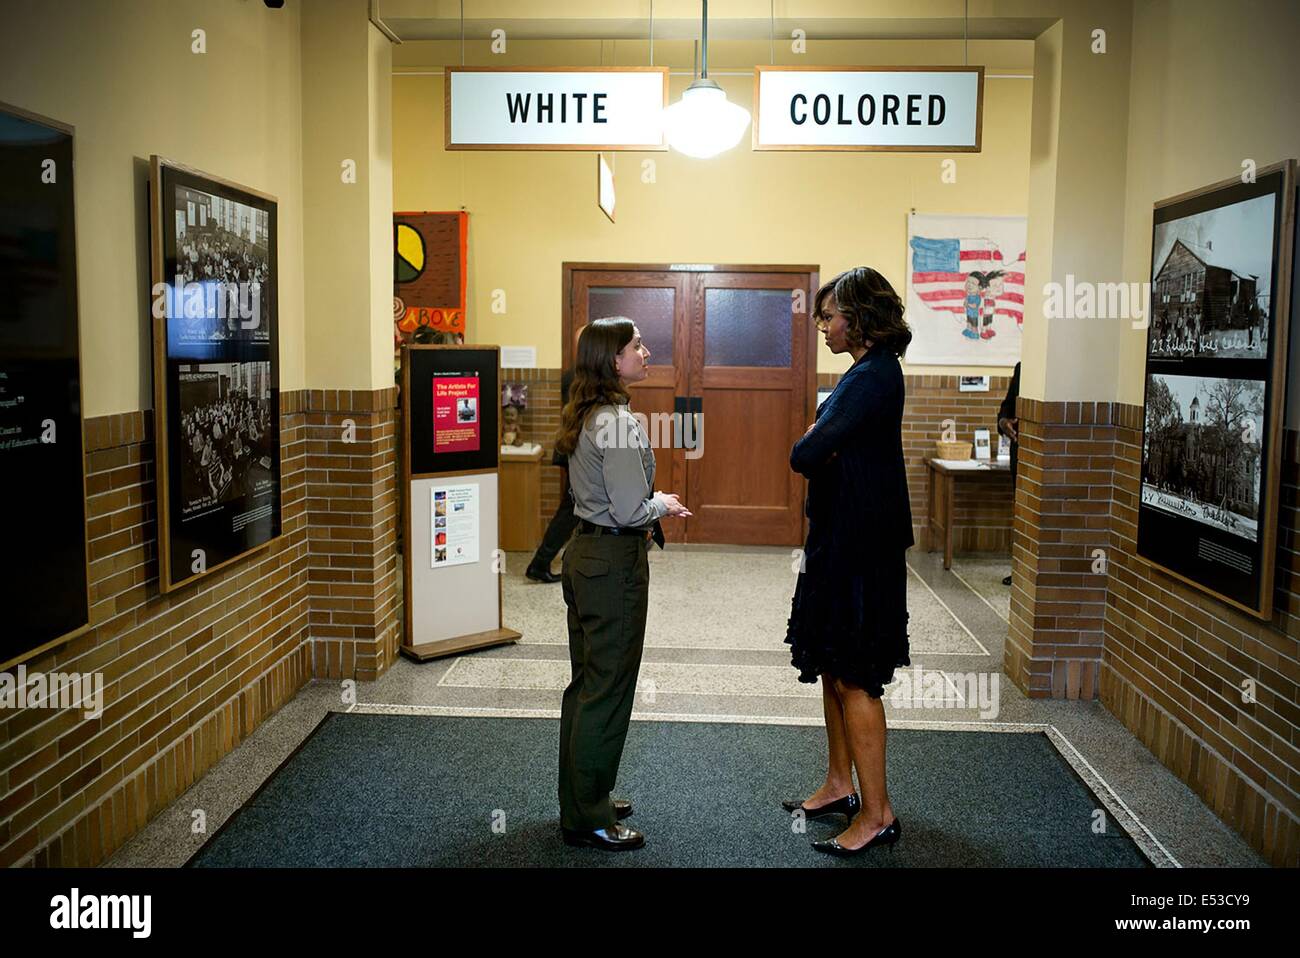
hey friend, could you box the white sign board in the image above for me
[446,67,668,150]
[431,483,479,567]
[754,66,982,151]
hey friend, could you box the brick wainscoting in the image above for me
[1006,398,1120,699]
[304,388,400,681]
[0,387,400,868]
[1102,418,1299,866]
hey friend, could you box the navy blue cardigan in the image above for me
[790,347,914,551]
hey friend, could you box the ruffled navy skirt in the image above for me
[785,540,911,699]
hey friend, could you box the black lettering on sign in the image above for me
[501,90,611,123]
[929,95,946,124]
[858,94,875,125]
[882,94,899,125]
[506,93,531,123]
[907,94,921,125]
[790,93,807,124]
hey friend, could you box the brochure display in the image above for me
[401,344,520,660]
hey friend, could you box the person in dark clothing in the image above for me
[997,362,1021,586]
[783,267,912,858]
[526,326,587,582]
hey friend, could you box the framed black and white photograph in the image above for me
[1137,160,1295,617]
[1142,373,1264,542]
[150,157,281,592]
[1149,192,1274,360]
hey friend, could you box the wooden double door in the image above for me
[563,263,818,546]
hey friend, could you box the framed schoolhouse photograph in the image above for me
[149,156,281,592]
[1137,160,1296,618]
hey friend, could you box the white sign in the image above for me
[446,67,668,150]
[432,484,479,567]
[500,346,536,368]
[597,153,616,222]
[754,67,982,151]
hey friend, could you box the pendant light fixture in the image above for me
[661,0,751,158]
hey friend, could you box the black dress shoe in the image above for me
[560,823,645,851]
[781,792,861,820]
[525,565,561,583]
[613,799,633,820]
[812,817,902,857]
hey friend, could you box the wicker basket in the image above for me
[935,440,972,460]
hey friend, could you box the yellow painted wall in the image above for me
[302,1,395,392]
[1118,0,1300,414]
[392,38,1034,374]
[0,0,305,417]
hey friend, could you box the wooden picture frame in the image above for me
[149,156,282,593]
[0,101,92,669]
[1136,160,1296,619]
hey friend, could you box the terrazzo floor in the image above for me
[105,545,1267,868]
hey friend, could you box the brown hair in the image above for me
[554,317,634,456]
[815,267,912,357]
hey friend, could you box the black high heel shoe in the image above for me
[811,817,901,857]
[781,792,861,820]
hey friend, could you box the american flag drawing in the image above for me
[909,235,1026,326]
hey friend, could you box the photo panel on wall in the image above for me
[150,157,281,592]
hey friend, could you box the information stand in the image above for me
[400,344,520,660]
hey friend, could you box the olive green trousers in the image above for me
[558,530,650,830]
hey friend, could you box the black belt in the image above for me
[579,519,651,538]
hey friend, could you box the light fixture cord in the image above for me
[701,0,709,78]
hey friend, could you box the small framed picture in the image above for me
[973,427,992,460]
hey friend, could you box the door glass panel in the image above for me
[704,288,791,367]
[588,287,674,363]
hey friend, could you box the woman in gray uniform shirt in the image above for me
[552,317,691,851]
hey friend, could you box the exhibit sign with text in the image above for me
[1137,160,1295,618]
[753,66,983,151]
[446,67,669,150]
[906,212,1026,366]
[431,484,479,567]
[432,372,481,454]
[150,156,282,593]
[0,102,90,666]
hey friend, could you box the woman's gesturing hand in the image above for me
[654,491,693,518]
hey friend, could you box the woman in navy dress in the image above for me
[783,267,913,857]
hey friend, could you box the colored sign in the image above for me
[754,66,982,151]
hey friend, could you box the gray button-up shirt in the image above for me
[568,403,666,529]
